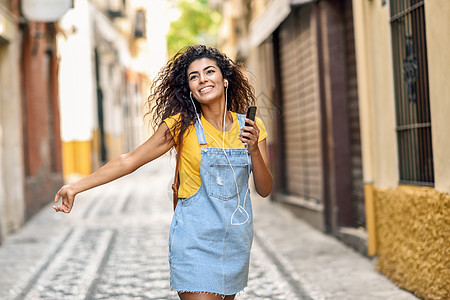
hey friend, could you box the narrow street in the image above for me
[1,1,447,299]
[1,157,303,300]
[0,156,419,300]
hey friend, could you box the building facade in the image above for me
[0,0,169,244]
[21,21,64,220]
[0,0,25,243]
[353,1,449,299]
[0,0,65,242]
[216,0,365,247]
[217,0,449,298]
[58,0,169,180]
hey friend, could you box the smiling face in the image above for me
[187,58,226,106]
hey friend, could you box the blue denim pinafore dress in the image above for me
[169,113,253,295]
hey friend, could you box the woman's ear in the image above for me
[224,79,229,87]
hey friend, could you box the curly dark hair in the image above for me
[146,45,256,144]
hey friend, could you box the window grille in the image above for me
[390,0,433,186]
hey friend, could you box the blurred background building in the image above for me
[0,0,26,244]
[1,0,68,243]
[57,0,168,179]
[214,0,364,247]
[214,0,449,299]
[352,1,448,299]
[0,0,168,244]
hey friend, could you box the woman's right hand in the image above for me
[53,185,76,213]
[51,122,174,214]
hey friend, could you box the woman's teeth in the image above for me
[200,86,213,93]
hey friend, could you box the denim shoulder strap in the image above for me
[193,118,207,146]
[236,113,246,129]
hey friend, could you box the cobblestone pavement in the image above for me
[1,157,305,300]
[0,156,419,300]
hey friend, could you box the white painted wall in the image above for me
[131,0,169,78]
[57,0,95,142]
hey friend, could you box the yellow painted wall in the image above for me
[62,141,92,179]
[62,133,124,180]
[424,0,450,193]
[374,186,449,300]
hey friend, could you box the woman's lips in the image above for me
[199,86,213,94]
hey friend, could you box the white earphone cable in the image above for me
[189,88,250,226]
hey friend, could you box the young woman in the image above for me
[53,45,273,300]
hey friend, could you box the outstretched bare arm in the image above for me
[53,123,174,213]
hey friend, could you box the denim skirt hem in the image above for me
[170,286,247,296]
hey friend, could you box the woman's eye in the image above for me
[189,75,198,81]
[207,70,214,74]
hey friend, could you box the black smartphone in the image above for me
[243,106,257,137]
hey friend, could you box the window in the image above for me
[134,9,146,39]
[390,0,433,186]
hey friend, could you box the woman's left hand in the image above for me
[239,118,260,154]
[240,118,273,197]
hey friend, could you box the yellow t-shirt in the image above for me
[164,111,268,199]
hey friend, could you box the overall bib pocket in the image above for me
[208,163,249,200]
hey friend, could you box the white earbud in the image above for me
[224,79,229,87]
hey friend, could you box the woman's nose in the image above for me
[199,73,207,83]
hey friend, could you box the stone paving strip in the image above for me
[5,227,74,299]
[24,229,114,299]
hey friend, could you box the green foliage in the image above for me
[167,0,222,59]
